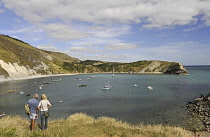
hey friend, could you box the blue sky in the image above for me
[0,0,210,65]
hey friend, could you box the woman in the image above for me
[38,94,52,130]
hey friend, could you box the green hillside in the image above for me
[0,34,188,78]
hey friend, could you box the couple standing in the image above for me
[26,93,52,131]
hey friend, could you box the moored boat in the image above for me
[0,112,5,117]
[78,84,86,87]
[103,81,111,90]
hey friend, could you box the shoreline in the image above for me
[0,71,187,84]
[0,73,79,83]
[0,72,166,83]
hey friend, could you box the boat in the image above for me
[39,85,44,90]
[134,84,138,87]
[59,100,63,103]
[51,78,61,82]
[51,79,60,82]
[7,90,15,93]
[26,94,30,96]
[103,81,111,90]
[147,86,153,90]
[19,91,26,95]
[103,85,111,90]
[74,78,82,80]
[112,66,115,77]
[0,112,5,117]
[78,84,86,87]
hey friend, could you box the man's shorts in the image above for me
[30,113,37,119]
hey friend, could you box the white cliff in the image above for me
[0,59,50,78]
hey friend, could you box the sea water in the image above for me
[0,66,210,128]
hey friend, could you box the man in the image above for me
[26,93,39,131]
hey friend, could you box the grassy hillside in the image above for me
[0,34,188,77]
[0,113,193,137]
[0,34,80,75]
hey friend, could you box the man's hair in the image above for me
[33,93,39,99]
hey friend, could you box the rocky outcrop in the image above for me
[163,63,188,75]
[138,61,188,75]
[186,94,210,130]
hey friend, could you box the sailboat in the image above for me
[112,66,115,77]
[103,81,111,90]
[134,84,138,87]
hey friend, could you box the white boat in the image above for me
[112,66,115,77]
[0,112,5,117]
[51,79,61,82]
[147,86,153,90]
[38,85,44,90]
[103,81,111,90]
[103,85,111,90]
[19,91,26,95]
[134,84,138,87]
[59,100,63,103]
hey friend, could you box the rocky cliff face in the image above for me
[0,59,50,78]
[0,34,188,80]
[138,61,185,74]
[138,61,187,75]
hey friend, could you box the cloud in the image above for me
[70,46,103,54]
[38,23,92,41]
[104,43,139,50]
[91,25,131,38]
[0,8,4,14]
[66,50,127,62]
[2,0,210,28]
[37,44,59,51]
[2,27,42,34]
[134,41,210,65]
[68,24,131,47]
[1,0,210,65]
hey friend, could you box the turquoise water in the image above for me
[0,66,210,127]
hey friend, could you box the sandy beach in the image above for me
[0,74,78,83]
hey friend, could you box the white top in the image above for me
[38,100,51,111]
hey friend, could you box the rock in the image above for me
[186,93,210,130]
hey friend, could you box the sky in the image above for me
[0,0,210,65]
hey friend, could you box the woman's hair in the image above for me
[41,94,47,100]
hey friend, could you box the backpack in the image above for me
[24,101,30,115]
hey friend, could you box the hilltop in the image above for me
[0,34,188,80]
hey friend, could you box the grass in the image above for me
[0,113,193,137]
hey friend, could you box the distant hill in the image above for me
[0,34,188,79]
